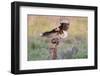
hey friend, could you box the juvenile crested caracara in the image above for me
[40,20,70,39]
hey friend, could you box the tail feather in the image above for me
[41,32,51,37]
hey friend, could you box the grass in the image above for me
[28,37,49,60]
[28,36,88,60]
[27,15,88,61]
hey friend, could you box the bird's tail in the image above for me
[40,32,51,37]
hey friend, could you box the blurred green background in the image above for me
[27,15,88,61]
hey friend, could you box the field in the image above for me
[27,15,88,61]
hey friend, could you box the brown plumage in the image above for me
[40,22,69,39]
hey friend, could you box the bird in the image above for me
[40,20,70,39]
[40,19,70,60]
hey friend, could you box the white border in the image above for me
[20,6,95,70]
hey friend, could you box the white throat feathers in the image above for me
[59,31,68,39]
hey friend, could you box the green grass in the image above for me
[28,36,88,60]
[28,37,50,60]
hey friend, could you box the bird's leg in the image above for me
[53,45,57,59]
[49,41,59,59]
[49,47,57,60]
[49,38,60,60]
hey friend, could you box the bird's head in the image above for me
[59,20,70,31]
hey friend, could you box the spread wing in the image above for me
[40,28,58,37]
